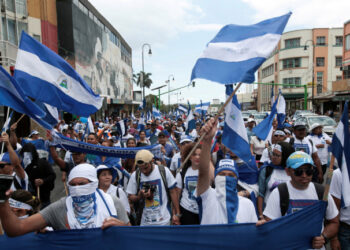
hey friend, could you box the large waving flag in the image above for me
[0,66,45,119]
[194,101,210,116]
[190,13,291,84]
[178,104,188,114]
[152,105,161,118]
[276,89,286,129]
[14,32,103,117]
[253,94,278,141]
[331,101,350,207]
[222,85,255,166]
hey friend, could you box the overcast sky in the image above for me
[90,0,350,105]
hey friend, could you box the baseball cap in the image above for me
[248,118,255,123]
[215,159,239,177]
[28,130,39,138]
[286,151,315,169]
[135,150,154,165]
[180,135,193,144]
[96,165,118,182]
[293,121,306,129]
[310,123,323,132]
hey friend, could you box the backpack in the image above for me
[278,182,324,216]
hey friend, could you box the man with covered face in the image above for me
[0,163,129,236]
[196,118,257,224]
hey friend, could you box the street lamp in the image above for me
[304,39,315,111]
[166,74,175,111]
[141,43,152,100]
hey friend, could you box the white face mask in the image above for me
[68,181,98,197]
[22,152,33,169]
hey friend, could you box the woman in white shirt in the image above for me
[250,135,266,161]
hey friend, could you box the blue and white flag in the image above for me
[138,98,146,110]
[138,113,146,131]
[0,66,45,119]
[185,109,196,135]
[117,120,127,136]
[34,100,59,128]
[14,32,103,117]
[146,111,152,121]
[194,101,210,116]
[276,89,286,129]
[178,104,188,114]
[222,85,254,165]
[1,111,13,132]
[152,105,161,118]
[253,94,278,141]
[190,13,291,84]
[331,101,350,207]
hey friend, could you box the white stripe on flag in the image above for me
[200,33,281,62]
[15,49,102,109]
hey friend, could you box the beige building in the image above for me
[257,28,343,115]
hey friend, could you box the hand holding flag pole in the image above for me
[178,82,242,172]
[322,156,335,201]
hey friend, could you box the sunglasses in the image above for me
[293,167,314,177]
[274,135,284,137]
[137,160,150,165]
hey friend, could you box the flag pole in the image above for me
[15,114,26,124]
[178,82,243,173]
[322,155,335,201]
[1,108,11,154]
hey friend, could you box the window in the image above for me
[282,77,301,88]
[346,35,350,51]
[335,36,343,46]
[15,0,26,16]
[275,63,277,72]
[316,36,326,46]
[7,19,16,44]
[336,76,342,81]
[282,58,301,69]
[17,21,27,37]
[344,69,350,79]
[316,57,325,67]
[317,72,323,94]
[1,17,7,40]
[72,0,79,6]
[285,38,300,49]
[262,64,274,78]
[33,34,40,42]
[336,56,342,67]
[6,0,14,12]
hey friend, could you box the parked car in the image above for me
[295,115,337,136]
[292,110,316,121]
[254,112,268,124]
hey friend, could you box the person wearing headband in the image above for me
[0,163,130,237]
[9,190,40,219]
[257,142,295,220]
[196,118,257,225]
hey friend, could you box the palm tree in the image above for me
[134,71,153,89]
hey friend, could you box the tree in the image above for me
[134,71,153,89]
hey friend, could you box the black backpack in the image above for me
[278,182,324,216]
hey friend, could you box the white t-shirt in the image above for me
[250,136,266,155]
[264,169,291,203]
[260,147,271,163]
[264,181,338,220]
[190,129,198,139]
[330,168,350,225]
[292,136,317,155]
[126,165,176,226]
[105,185,131,214]
[307,133,331,165]
[176,167,199,214]
[198,187,258,225]
[170,152,181,172]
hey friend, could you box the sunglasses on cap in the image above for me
[293,167,314,177]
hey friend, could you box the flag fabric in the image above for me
[0,201,326,250]
[0,66,45,119]
[331,101,350,207]
[152,105,161,118]
[117,120,126,136]
[14,31,103,117]
[178,104,188,114]
[138,98,146,110]
[137,113,146,131]
[185,110,196,135]
[194,102,210,116]
[34,100,59,128]
[222,85,254,166]
[190,13,291,84]
[253,94,278,141]
[276,89,286,129]
[270,85,275,107]
[1,111,13,132]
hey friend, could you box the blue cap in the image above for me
[215,159,239,177]
[286,151,315,169]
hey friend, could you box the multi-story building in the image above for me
[257,28,343,115]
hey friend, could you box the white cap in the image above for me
[28,130,39,137]
[248,118,255,123]
[310,123,322,131]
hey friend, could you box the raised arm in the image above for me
[197,118,217,197]
[46,131,66,171]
